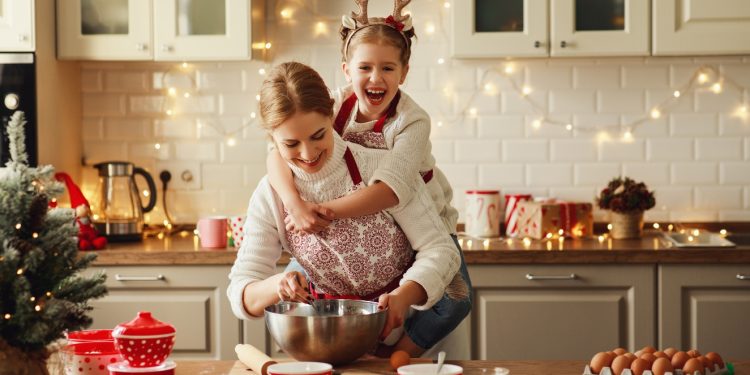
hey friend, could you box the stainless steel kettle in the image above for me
[90,161,156,241]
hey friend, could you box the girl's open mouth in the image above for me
[365,88,386,105]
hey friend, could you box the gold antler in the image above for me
[351,0,369,26]
[392,0,412,22]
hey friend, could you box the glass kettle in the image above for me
[90,161,156,241]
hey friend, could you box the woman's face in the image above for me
[271,111,334,174]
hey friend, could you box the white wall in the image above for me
[79,0,750,225]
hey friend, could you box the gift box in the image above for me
[516,201,594,239]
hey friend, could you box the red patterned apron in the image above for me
[335,92,433,183]
[284,148,414,300]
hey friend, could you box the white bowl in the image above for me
[267,362,333,375]
[397,364,464,375]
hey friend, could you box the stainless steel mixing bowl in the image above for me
[264,299,386,365]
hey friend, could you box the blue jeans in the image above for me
[283,234,473,350]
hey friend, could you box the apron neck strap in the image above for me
[343,147,362,185]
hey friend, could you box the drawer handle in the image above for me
[526,273,577,280]
[115,274,166,281]
[737,274,750,280]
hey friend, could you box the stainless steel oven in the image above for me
[1,53,37,166]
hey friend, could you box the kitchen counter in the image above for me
[171,359,750,374]
[91,230,750,265]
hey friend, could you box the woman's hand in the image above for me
[277,271,311,303]
[285,199,335,234]
[376,292,411,340]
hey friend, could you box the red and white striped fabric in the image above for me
[504,194,532,237]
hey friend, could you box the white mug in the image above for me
[465,190,501,238]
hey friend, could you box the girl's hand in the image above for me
[376,292,410,340]
[285,199,335,234]
[277,271,311,303]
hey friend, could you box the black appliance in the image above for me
[1,53,37,166]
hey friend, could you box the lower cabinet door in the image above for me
[471,264,655,360]
[83,266,240,360]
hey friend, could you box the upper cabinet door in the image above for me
[0,0,35,51]
[653,0,750,55]
[551,0,649,56]
[153,0,250,61]
[452,0,548,58]
[57,0,153,60]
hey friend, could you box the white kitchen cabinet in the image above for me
[653,0,750,55]
[452,0,649,58]
[470,264,655,360]
[57,0,255,61]
[82,265,241,360]
[659,264,750,359]
[0,0,35,51]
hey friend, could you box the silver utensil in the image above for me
[436,351,446,374]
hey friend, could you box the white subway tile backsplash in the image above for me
[722,64,750,88]
[671,162,718,185]
[628,116,669,138]
[550,140,597,161]
[219,94,254,116]
[670,113,718,136]
[202,164,244,189]
[198,70,244,92]
[696,187,743,209]
[622,162,670,185]
[574,163,621,186]
[503,140,548,162]
[669,210,718,222]
[721,162,750,184]
[526,164,573,186]
[719,211,750,221]
[171,191,222,222]
[653,187,693,210]
[598,90,645,113]
[83,141,128,164]
[549,90,596,114]
[528,115,574,138]
[647,138,693,161]
[84,94,126,116]
[548,187,596,202]
[646,89,694,113]
[719,114,750,136]
[623,66,669,89]
[174,142,218,161]
[455,92,500,115]
[81,70,102,92]
[527,66,573,89]
[220,189,254,215]
[574,114,620,129]
[129,142,170,160]
[129,95,165,114]
[431,140,454,163]
[599,140,645,161]
[104,71,149,92]
[175,96,215,115]
[478,164,524,187]
[244,163,267,188]
[82,118,104,140]
[430,118,476,140]
[155,118,196,139]
[456,140,501,162]
[104,118,152,140]
[695,91,742,113]
[574,66,620,89]
[696,138,743,161]
[221,141,267,163]
[502,91,547,114]
[429,67,476,91]
[403,67,429,91]
[477,115,525,138]
[670,65,698,87]
[440,164,477,187]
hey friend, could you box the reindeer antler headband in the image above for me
[342,0,414,58]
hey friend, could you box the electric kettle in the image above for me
[91,161,157,241]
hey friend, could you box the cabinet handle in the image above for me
[525,273,577,280]
[161,44,174,52]
[136,43,148,51]
[737,274,750,280]
[534,40,541,48]
[115,274,166,281]
[560,40,567,48]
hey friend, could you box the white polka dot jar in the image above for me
[111,311,176,368]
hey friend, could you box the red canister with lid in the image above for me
[112,311,176,368]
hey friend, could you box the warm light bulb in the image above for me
[181,62,189,69]
[565,124,573,131]
[315,22,327,35]
[469,108,478,117]
[711,83,722,93]
[15,223,21,230]
[265,42,272,49]
[546,233,553,239]
[504,64,514,75]
[425,23,436,35]
[522,86,532,95]
[154,143,161,150]
[692,229,700,236]
[227,137,237,147]
[142,190,150,197]
[698,73,708,83]
[255,94,261,101]
[437,57,445,65]
[193,229,199,235]
[443,1,451,9]
[596,131,610,143]
[506,239,513,246]
[183,92,190,98]
[650,108,661,119]
[522,237,532,247]
[30,296,35,302]
[32,233,38,239]
[607,223,613,231]
[166,109,174,116]
[34,305,41,312]
[558,229,564,236]
[622,130,633,142]
[16,268,23,275]
[532,119,542,129]
[741,106,748,114]
[653,223,660,229]
[673,90,681,98]
[250,112,257,119]
[598,235,605,243]
[258,68,266,76]
[436,121,443,127]
[280,8,292,19]
[3,313,10,319]
[167,87,177,96]
[46,291,52,297]
[720,229,727,236]
[483,83,497,96]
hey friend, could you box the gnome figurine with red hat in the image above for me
[55,172,108,250]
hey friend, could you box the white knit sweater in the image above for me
[332,86,459,233]
[227,133,461,320]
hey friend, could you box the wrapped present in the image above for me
[504,194,532,237]
[516,200,594,239]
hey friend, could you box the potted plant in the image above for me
[596,177,656,239]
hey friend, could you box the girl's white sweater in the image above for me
[227,133,461,320]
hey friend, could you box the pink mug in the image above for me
[197,216,228,248]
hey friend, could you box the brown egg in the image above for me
[611,355,633,375]
[687,349,702,358]
[652,357,674,375]
[624,352,637,361]
[705,352,725,369]
[613,347,627,356]
[630,358,651,375]
[663,347,677,358]
[697,356,714,371]
[641,345,657,354]
[653,351,669,359]
[634,350,644,357]
[682,358,704,375]
[590,352,615,374]
[640,353,657,364]
[389,350,410,370]
[671,351,690,369]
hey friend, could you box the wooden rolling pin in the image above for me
[235,344,277,375]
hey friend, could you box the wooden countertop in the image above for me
[90,231,750,266]
[174,359,750,375]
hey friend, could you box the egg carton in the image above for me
[583,364,729,375]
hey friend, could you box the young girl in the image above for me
[228,62,462,355]
[266,0,472,356]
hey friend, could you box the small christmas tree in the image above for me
[0,111,107,375]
